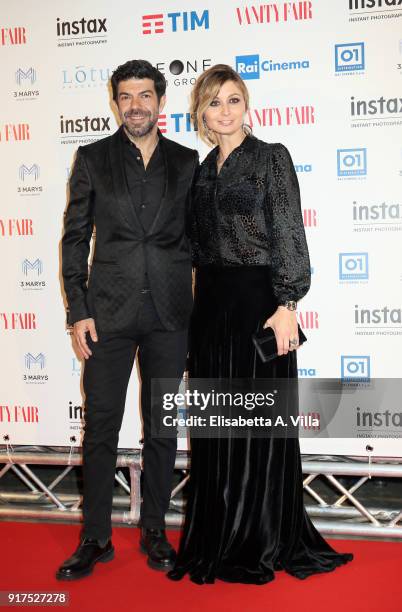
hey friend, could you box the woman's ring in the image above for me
[289,338,298,347]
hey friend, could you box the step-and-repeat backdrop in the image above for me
[1,0,401,457]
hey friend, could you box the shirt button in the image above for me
[136,156,141,161]
[141,204,146,209]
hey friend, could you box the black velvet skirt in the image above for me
[168,265,352,585]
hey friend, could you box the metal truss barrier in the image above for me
[0,448,401,539]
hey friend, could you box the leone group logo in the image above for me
[20,258,46,291]
[0,123,30,142]
[352,199,402,233]
[341,355,370,382]
[0,405,39,424]
[247,105,315,128]
[236,54,310,80]
[59,114,112,145]
[56,17,108,47]
[335,42,365,75]
[0,218,33,237]
[0,26,27,46]
[349,0,402,23]
[354,304,402,336]
[13,67,39,101]
[142,10,210,35]
[62,65,111,89]
[0,312,37,331]
[350,95,402,128]
[339,252,369,282]
[18,164,43,196]
[23,352,48,384]
[235,2,313,25]
[155,58,212,86]
[337,148,367,179]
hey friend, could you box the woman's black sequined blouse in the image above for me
[190,134,311,304]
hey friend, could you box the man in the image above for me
[57,60,198,580]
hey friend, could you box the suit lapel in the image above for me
[108,128,144,233]
[147,134,178,235]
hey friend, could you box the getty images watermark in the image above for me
[150,378,402,440]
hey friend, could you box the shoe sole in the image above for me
[139,541,174,572]
[55,547,115,581]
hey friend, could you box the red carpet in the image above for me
[0,522,400,612]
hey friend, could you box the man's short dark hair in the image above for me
[111,59,166,102]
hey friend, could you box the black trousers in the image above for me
[81,290,187,542]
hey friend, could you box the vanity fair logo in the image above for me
[56,17,108,47]
[59,114,112,145]
[297,311,319,329]
[0,123,30,142]
[354,304,402,335]
[142,10,210,35]
[62,65,111,89]
[155,58,212,86]
[0,219,33,237]
[18,164,43,196]
[0,313,37,330]
[303,209,317,227]
[0,26,27,46]
[235,2,313,25]
[0,404,39,423]
[352,200,402,232]
[247,105,315,127]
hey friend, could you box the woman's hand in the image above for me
[263,306,299,356]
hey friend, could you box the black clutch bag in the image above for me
[252,324,307,363]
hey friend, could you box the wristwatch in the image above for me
[282,300,297,311]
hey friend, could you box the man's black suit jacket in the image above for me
[62,128,199,332]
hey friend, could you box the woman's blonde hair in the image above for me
[190,64,250,146]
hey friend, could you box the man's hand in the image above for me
[263,307,299,356]
[73,318,98,359]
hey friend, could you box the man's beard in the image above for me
[123,109,158,138]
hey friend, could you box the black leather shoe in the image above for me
[139,528,176,571]
[56,538,114,581]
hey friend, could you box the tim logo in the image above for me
[25,352,45,369]
[22,259,43,276]
[337,148,367,177]
[15,67,36,85]
[335,43,365,72]
[142,10,209,35]
[339,252,368,281]
[157,113,195,134]
[19,164,40,181]
[341,355,370,382]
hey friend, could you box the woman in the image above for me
[168,65,352,585]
